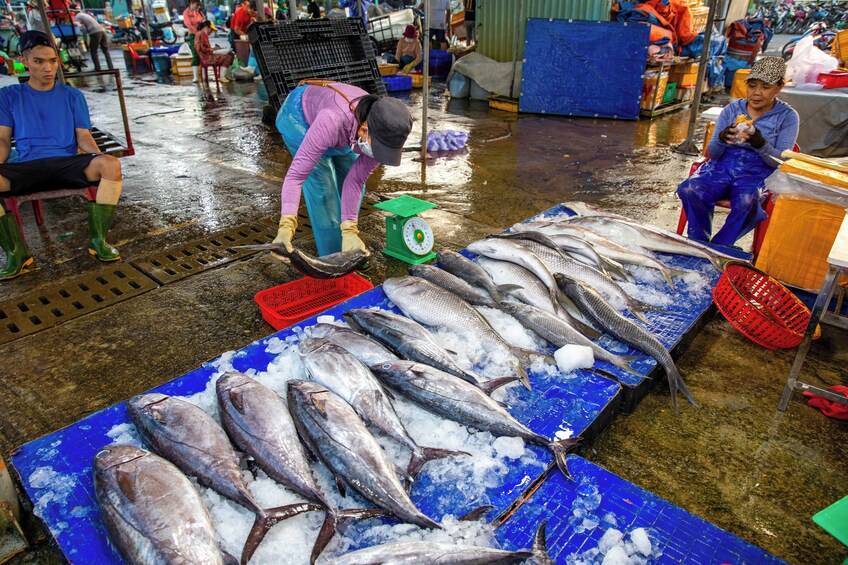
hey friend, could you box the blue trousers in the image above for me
[276,86,361,256]
[677,147,773,247]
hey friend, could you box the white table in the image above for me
[778,209,848,411]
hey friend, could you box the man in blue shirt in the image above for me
[0,31,124,280]
[677,56,799,247]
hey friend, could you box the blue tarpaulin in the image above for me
[520,20,649,120]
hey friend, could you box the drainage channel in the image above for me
[0,264,158,346]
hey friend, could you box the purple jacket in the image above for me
[281,84,380,222]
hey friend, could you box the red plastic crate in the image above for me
[817,71,848,89]
[254,273,373,330]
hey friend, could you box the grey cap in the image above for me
[747,56,787,85]
[368,97,413,166]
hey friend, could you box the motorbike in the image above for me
[136,15,176,44]
[111,15,143,44]
[782,21,835,60]
[773,3,792,33]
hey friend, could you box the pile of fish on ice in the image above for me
[92,202,736,564]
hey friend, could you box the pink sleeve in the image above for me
[341,155,380,222]
[280,111,342,216]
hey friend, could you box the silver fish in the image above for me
[94,444,232,565]
[233,244,369,278]
[436,249,521,302]
[287,380,441,530]
[514,239,660,324]
[216,372,381,564]
[128,393,319,564]
[334,521,553,565]
[410,263,498,307]
[370,360,578,478]
[557,276,697,413]
[498,302,643,378]
[476,257,601,340]
[299,337,464,478]
[343,308,488,388]
[383,276,554,390]
[309,323,399,367]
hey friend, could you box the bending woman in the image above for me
[677,56,798,246]
[273,81,413,255]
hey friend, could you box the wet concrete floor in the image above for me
[0,67,845,564]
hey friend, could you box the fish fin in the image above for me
[662,269,678,290]
[532,521,554,565]
[338,508,388,520]
[228,388,246,414]
[444,348,459,356]
[480,376,521,395]
[573,317,602,340]
[548,437,581,481]
[116,468,137,502]
[668,365,697,412]
[242,503,320,565]
[407,446,469,478]
[496,400,511,409]
[334,476,347,498]
[222,551,239,565]
[458,505,495,522]
[309,513,337,565]
[312,394,329,418]
[510,361,532,391]
[495,283,523,299]
[631,308,650,324]
[394,464,414,492]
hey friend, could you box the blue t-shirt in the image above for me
[0,82,92,163]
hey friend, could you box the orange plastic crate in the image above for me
[712,262,812,350]
[254,273,373,330]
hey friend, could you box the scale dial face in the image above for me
[402,217,434,256]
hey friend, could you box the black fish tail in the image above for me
[668,364,698,411]
[532,521,554,565]
[407,446,469,478]
[309,508,388,564]
[493,283,523,302]
[548,437,581,481]
[479,376,522,395]
[241,502,319,565]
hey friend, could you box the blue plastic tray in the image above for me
[10,286,621,563]
[497,455,787,564]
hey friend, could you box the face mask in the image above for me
[357,137,374,158]
[404,37,414,43]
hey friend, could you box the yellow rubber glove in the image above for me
[272,215,297,254]
[340,220,367,253]
[403,62,415,72]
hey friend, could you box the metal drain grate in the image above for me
[131,223,279,285]
[0,264,158,345]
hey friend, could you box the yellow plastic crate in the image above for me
[171,54,193,77]
[379,63,398,76]
[397,72,430,88]
[488,95,518,112]
[691,6,709,33]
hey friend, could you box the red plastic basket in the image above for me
[712,261,812,350]
[254,273,373,330]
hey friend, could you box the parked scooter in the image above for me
[111,14,143,44]
[782,21,835,60]
[136,15,176,44]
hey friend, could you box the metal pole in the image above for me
[256,0,265,21]
[288,0,296,19]
[674,0,723,155]
[420,0,429,162]
[510,0,523,98]
[139,0,153,46]
[35,0,64,83]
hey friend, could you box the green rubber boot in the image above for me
[87,202,121,261]
[0,213,33,280]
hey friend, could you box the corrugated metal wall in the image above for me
[477,0,613,62]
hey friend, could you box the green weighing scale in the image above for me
[373,195,438,264]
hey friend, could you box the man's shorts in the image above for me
[429,28,446,44]
[0,154,99,196]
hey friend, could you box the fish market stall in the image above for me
[9,204,769,564]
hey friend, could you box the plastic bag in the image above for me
[765,171,848,207]
[786,35,838,89]
[426,130,469,152]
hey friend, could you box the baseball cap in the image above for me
[367,97,413,166]
[19,31,54,53]
[747,56,786,85]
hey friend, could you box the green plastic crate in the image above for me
[813,495,848,548]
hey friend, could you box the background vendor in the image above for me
[391,25,422,72]
[182,0,205,83]
[274,81,413,256]
[677,57,798,247]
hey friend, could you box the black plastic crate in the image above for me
[250,19,385,113]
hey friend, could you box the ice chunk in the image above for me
[492,436,526,459]
[601,544,633,565]
[598,528,625,554]
[554,344,594,374]
[316,315,336,324]
[629,527,652,556]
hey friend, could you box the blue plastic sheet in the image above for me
[520,20,649,120]
[497,455,787,564]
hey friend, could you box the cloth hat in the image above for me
[402,24,417,38]
[747,56,786,85]
[368,97,413,166]
[19,30,54,53]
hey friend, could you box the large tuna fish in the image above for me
[287,380,441,530]
[94,444,233,565]
[382,276,554,390]
[334,521,553,564]
[369,360,579,479]
[299,337,465,478]
[128,393,319,565]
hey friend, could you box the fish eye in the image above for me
[95,449,111,458]
[381,363,392,369]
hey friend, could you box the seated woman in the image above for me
[194,20,235,83]
[677,57,798,247]
[390,25,422,72]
